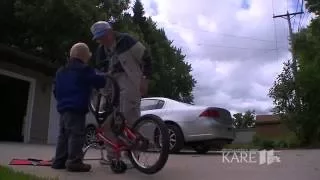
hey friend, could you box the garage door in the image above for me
[47,85,59,144]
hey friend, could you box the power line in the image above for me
[172,38,288,51]
[299,1,313,30]
[193,42,287,51]
[302,13,311,28]
[167,21,286,43]
[298,0,305,31]
[272,0,279,62]
[298,0,315,31]
[298,13,305,31]
[182,0,287,52]
[293,0,302,31]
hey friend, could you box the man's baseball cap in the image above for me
[90,21,112,40]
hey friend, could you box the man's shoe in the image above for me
[66,163,91,172]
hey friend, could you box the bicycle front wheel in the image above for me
[128,114,170,174]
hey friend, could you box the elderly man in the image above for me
[90,21,152,160]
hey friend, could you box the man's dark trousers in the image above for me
[52,111,86,167]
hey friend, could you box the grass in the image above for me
[0,165,58,180]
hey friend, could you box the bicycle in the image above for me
[82,73,170,174]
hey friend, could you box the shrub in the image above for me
[251,132,303,149]
[285,133,301,148]
[273,139,288,148]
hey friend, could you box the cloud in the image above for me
[138,0,313,115]
[241,0,251,10]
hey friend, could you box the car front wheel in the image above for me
[166,124,184,153]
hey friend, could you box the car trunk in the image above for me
[199,107,233,125]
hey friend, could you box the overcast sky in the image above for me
[134,0,314,115]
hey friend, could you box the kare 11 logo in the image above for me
[221,149,281,165]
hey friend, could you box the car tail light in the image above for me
[199,109,220,118]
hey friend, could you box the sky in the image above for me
[132,0,314,115]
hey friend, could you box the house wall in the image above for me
[0,61,53,144]
[255,122,290,139]
[232,128,256,144]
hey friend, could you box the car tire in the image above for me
[193,145,211,154]
[166,124,184,154]
[211,143,224,151]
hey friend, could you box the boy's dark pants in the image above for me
[52,111,86,167]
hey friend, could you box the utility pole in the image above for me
[273,11,304,110]
[273,11,303,78]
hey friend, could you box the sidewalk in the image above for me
[0,143,154,180]
[1,142,320,180]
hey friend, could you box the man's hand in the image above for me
[140,76,149,97]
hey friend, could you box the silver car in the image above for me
[85,97,235,154]
[140,97,235,154]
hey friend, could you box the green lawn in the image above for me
[0,165,58,180]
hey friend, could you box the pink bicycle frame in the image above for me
[93,125,138,159]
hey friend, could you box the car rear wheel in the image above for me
[193,145,211,154]
[166,124,184,153]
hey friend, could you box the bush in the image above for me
[251,133,301,149]
[285,133,301,148]
[260,139,275,150]
[252,135,262,146]
[273,139,288,148]
[252,135,273,149]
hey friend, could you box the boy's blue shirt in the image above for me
[53,58,106,114]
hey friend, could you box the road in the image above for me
[0,143,319,180]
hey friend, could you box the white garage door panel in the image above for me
[47,86,97,144]
[47,87,59,144]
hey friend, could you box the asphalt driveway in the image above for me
[0,142,319,180]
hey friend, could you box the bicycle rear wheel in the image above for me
[128,114,170,174]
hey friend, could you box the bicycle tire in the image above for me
[127,114,170,174]
[89,74,120,120]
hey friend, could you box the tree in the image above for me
[232,110,256,129]
[292,27,320,145]
[269,0,320,145]
[132,0,196,103]
[0,0,196,104]
[132,0,146,24]
[1,0,106,64]
[268,60,301,135]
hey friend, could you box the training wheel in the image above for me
[110,160,127,174]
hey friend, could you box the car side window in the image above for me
[157,100,165,109]
[141,99,164,111]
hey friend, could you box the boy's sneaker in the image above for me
[66,163,91,172]
[51,164,66,170]
[51,158,66,170]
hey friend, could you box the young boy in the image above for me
[51,42,106,172]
